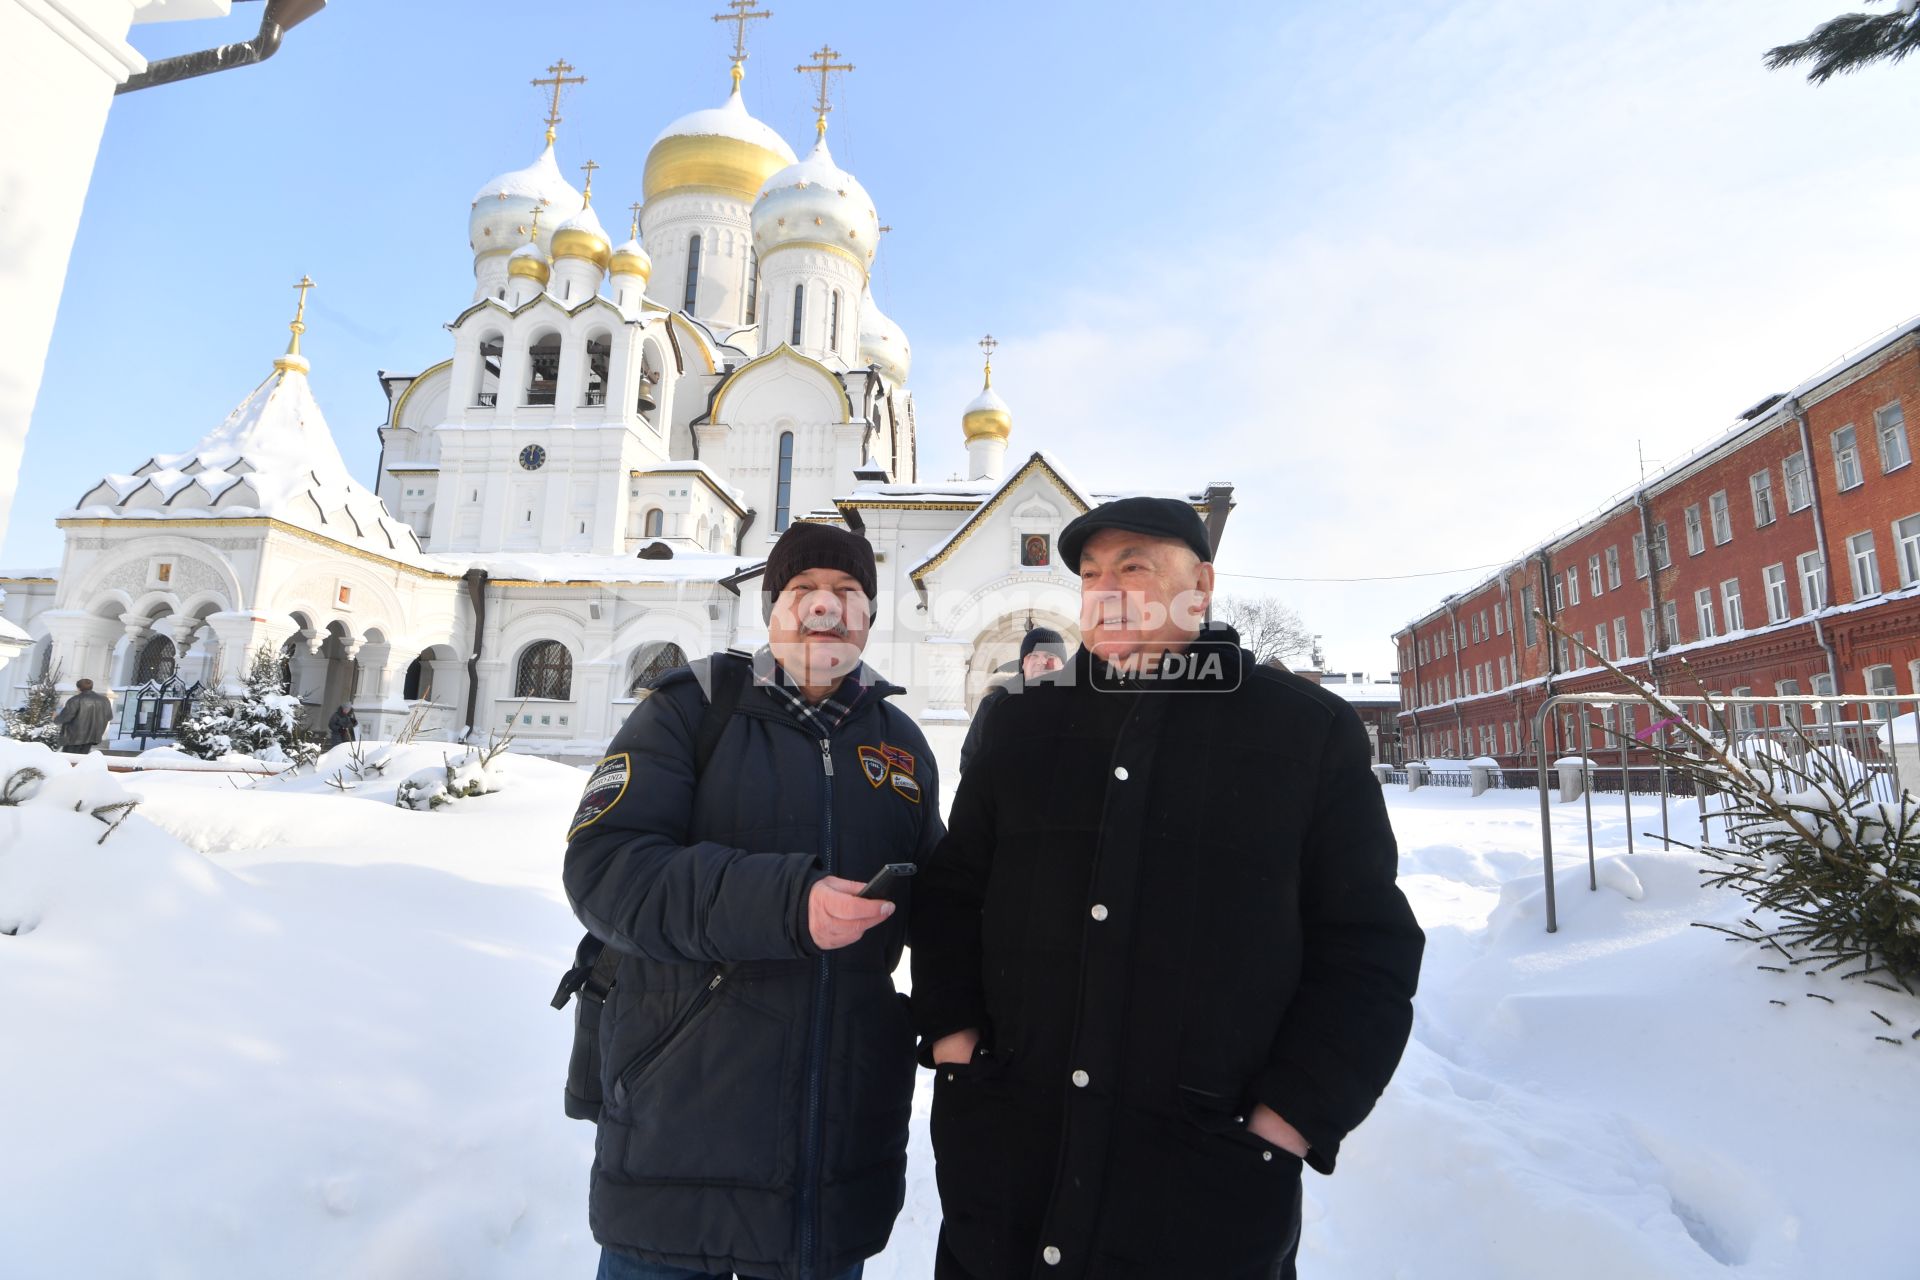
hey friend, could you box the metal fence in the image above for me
[1530,691,1919,933]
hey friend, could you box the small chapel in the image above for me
[0,9,1233,752]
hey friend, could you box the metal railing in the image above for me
[1532,692,1918,933]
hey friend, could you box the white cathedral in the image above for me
[0,39,1234,753]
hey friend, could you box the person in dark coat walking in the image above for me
[957,626,1067,774]
[565,521,943,1280]
[55,678,113,754]
[326,705,358,747]
[912,497,1424,1280]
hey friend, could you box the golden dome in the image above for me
[963,382,1012,442]
[508,246,551,285]
[610,239,652,280]
[552,224,612,269]
[643,85,797,203]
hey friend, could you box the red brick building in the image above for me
[1394,316,1920,763]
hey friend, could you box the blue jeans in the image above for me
[596,1248,863,1280]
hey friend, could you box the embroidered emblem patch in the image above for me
[889,770,922,804]
[568,752,631,838]
[879,743,916,775]
[858,745,889,788]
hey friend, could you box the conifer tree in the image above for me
[1767,2,1920,84]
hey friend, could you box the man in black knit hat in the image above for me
[957,625,1068,774]
[565,520,942,1280]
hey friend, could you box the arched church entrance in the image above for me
[964,610,1078,712]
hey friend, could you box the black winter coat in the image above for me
[564,655,944,1280]
[911,628,1423,1279]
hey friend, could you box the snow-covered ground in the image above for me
[1,731,1913,1278]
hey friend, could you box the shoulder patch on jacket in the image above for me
[569,752,631,839]
[858,745,889,787]
[889,771,921,804]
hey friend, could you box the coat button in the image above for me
[1113,766,1129,780]
[1071,1069,1090,1088]
[1262,1150,1274,1162]
[1090,904,1109,921]
[1043,1246,1062,1266]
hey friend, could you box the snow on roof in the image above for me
[909,451,1097,579]
[630,460,749,509]
[964,384,1008,416]
[439,549,760,585]
[557,201,610,240]
[652,84,796,162]
[68,366,427,563]
[472,141,583,207]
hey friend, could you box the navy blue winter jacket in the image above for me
[563,653,943,1280]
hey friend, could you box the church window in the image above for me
[134,634,176,684]
[684,233,702,312]
[644,508,664,538]
[584,333,611,406]
[515,640,573,700]
[745,251,760,325]
[775,431,795,531]
[791,285,805,347]
[829,290,841,352]
[525,333,561,406]
[628,642,689,696]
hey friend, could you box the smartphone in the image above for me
[858,862,918,901]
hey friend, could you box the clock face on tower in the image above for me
[518,444,547,471]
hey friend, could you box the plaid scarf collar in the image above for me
[750,646,872,738]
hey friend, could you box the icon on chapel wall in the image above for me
[1021,533,1050,567]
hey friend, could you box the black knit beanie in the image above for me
[1019,627,1067,661]
[761,522,878,620]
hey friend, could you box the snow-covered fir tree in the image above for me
[176,647,311,763]
[3,666,66,747]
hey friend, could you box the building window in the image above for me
[1866,664,1898,723]
[1494,605,1504,636]
[1684,505,1705,556]
[1776,677,1802,728]
[1811,671,1836,723]
[1833,425,1862,491]
[1605,545,1621,590]
[476,335,503,407]
[1595,625,1610,662]
[1783,450,1812,511]
[643,508,664,538]
[745,250,759,325]
[1553,579,1563,613]
[1750,469,1775,526]
[1763,563,1789,623]
[1895,513,1920,587]
[628,641,690,697]
[1652,523,1671,569]
[515,640,573,700]
[1731,686,1757,733]
[1521,586,1537,646]
[525,333,561,406]
[829,289,842,352]
[1848,530,1881,598]
[791,284,806,347]
[684,233,702,312]
[1565,569,1579,606]
[1798,549,1826,613]
[1613,616,1629,659]
[1661,600,1679,648]
[774,430,795,531]
[1877,402,1910,472]
[1589,553,1602,595]
[134,634,177,684]
[1694,587,1715,640]
[1709,490,1732,545]
[1633,532,1649,578]
[584,334,611,406]
[1720,577,1743,631]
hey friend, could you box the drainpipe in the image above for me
[1500,570,1521,756]
[1399,625,1422,763]
[1635,487,1666,686]
[1787,398,1844,690]
[1444,600,1465,754]
[1536,551,1559,753]
[116,0,326,95]
[462,568,488,738]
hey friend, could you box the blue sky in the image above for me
[12,0,1919,669]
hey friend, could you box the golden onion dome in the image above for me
[962,377,1011,443]
[508,242,551,285]
[644,84,797,203]
[610,237,652,280]
[551,202,612,269]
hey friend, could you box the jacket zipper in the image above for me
[797,735,835,1279]
[611,966,727,1106]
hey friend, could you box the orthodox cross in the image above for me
[628,201,644,241]
[531,59,587,145]
[713,0,772,84]
[525,205,544,244]
[280,274,315,364]
[579,157,600,204]
[979,333,998,384]
[795,44,853,136]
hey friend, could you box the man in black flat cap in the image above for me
[565,520,942,1280]
[957,626,1068,774]
[912,496,1424,1279]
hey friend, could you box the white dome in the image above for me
[750,138,879,274]
[469,142,584,257]
[859,288,910,384]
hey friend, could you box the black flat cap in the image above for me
[1058,496,1212,569]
